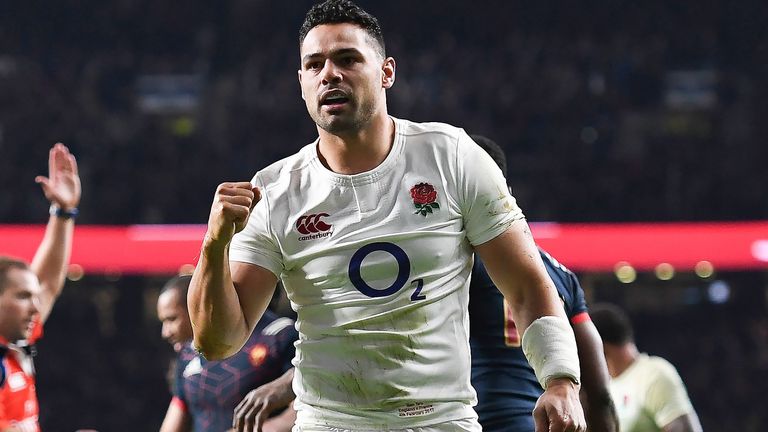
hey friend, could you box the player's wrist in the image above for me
[545,375,580,390]
[201,234,230,255]
[49,203,79,220]
[522,316,581,390]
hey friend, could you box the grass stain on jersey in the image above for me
[482,187,515,217]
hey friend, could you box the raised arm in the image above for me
[30,143,81,324]
[474,221,585,432]
[188,182,278,360]
[573,320,619,432]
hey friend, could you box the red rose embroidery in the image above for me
[410,183,440,216]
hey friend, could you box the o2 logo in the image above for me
[348,242,426,301]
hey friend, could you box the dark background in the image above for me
[1,1,766,430]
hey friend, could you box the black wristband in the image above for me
[49,204,79,220]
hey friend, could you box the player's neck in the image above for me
[611,343,640,377]
[316,114,395,175]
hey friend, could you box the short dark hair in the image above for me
[470,134,507,177]
[590,303,635,345]
[299,0,386,58]
[0,256,30,293]
[161,274,192,306]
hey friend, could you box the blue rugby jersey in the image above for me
[468,248,589,432]
[173,310,297,432]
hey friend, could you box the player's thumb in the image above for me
[250,186,261,211]
[35,176,52,195]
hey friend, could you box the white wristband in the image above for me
[521,315,581,389]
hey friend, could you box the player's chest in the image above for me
[0,360,37,418]
[2,354,34,393]
[611,384,657,431]
[275,173,461,261]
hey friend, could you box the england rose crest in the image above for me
[410,182,440,216]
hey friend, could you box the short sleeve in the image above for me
[456,131,525,245]
[645,359,696,427]
[230,174,284,277]
[564,272,588,319]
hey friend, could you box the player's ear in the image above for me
[382,57,395,89]
[297,70,305,100]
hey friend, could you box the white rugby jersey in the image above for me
[230,117,524,428]
[609,354,697,432]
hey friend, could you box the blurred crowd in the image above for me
[1,0,766,224]
[2,0,767,430]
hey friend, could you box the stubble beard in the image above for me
[312,96,377,135]
[9,322,29,343]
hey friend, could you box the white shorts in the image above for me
[292,418,482,432]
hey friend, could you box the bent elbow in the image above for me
[192,336,238,361]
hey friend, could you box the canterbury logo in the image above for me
[295,213,332,235]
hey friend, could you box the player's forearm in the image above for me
[30,214,75,322]
[504,251,570,332]
[507,278,568,333]
[476,227,581,389]
[273,368,297,403]
[513,279,580,388]
[475,226,567,331]
[574,321,618,432]
[262,402,297,432]
[159,400,192,432]
[188,238,249,360]
[581,389,619,432]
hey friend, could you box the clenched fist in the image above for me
[533,378,586,432]
[205,182,260,248]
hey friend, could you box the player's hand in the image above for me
[35,143,81,211]
[205,182,260,248]
[533,378,586,431]
[233,380,293,432]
